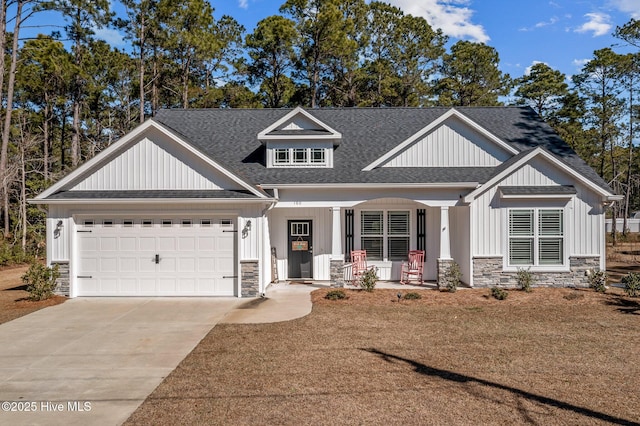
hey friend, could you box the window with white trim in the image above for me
[360,210,410,261]
[509,209,564,266]
[269,147,329,167]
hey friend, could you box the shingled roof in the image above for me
[147,106,609,191]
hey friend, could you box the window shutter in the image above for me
[417,209,426,252]
[345,209,354,261]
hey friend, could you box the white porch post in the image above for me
[330,206,342,260]
[437,206,453,288]
[439,206,452,260]
[330,206,345,287]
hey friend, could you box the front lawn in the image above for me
[126,287,640,425]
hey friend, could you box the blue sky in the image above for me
[200,0,640,80]
[27,0,640,80]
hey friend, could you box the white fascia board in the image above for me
[362,108,519,171]
[259,134,341,141]
[30,198,274,205]
[260,182,480,189]
[257,106,342,140]
[463,147,614,203]
[34,120,267,201]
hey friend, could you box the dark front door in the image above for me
[288,220,313,279]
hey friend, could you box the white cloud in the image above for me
[238,0,248,9]
[519,16,559,32]
[93,27,125,46]
[385,0,489,43]
[608,0,640,19]
[524,60,547,75]
[575,12,612,37]
[573,58,590,68]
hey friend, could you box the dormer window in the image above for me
[259,107,341,169]
[270,146,330,167]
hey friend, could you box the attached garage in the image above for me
[75,216,237,296]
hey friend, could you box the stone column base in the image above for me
[52,261,70,297]
[437,258,454,290]
[240,260,259,297]
[330,259,345,288]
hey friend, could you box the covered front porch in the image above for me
[265,195,471,288]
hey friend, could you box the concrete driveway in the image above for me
[0,297,242,426]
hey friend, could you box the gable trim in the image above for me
[258,106,342,141]
[34,120,268,201]
[362,108,519,171]
[463,147,614,203]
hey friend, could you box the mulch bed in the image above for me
[0,265,66,325]
[125,287,640,425]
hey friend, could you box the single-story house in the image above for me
[31,106,620,297]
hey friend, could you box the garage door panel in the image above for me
[120,278,138,294]
[178,237,196,251]
[77,216,237,296]
[120,258,137,273]
[158,237,176,251]
[120,237,137,251]
[197,236,215,251]
[178,258,196,273]
[139,237,156,251]
[139,258,155,273]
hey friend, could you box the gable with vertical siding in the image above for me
[381,116,513,168]
[71,127,244,192]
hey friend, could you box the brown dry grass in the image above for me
[126,287,640,426]
[0,265,66,325]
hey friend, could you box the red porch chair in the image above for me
[350,250,374,286]
[400,250,425,284]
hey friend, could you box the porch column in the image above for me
[439,206,452,260]
[438,206,454,288]
[330,206,345,287]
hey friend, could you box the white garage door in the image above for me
[76,216,236,296]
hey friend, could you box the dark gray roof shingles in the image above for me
[47,190,258,200]
[147,107,610,192]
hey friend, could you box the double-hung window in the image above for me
[360,210,410,261]
[509,209,564,266]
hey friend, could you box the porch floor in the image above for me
[283,280,439,290]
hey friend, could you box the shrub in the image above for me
[588,270,607,293]
[445,261,462,293]
[22,262,60,301]
[490,286,508,300]
[516,267,534,292]
[359,267,378,292]
[403,292,422,300]
[622,272,640,297]
[325,289,347,300]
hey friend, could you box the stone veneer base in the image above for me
[330,259,345,288]
[240,260,260,297]
[52,261,70,297]
[472,256,600,288]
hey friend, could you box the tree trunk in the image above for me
[43,100,50,182]
[20,135,26,251]
[139,14,146,123]
[0,0,23,237]
[623,82,634,236]
[71,99,81,167]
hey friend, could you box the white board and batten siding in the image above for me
[71,133,243,191]
[382,118,512,167]
[471,156,604,259]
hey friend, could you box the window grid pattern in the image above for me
[271,148,327,166]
